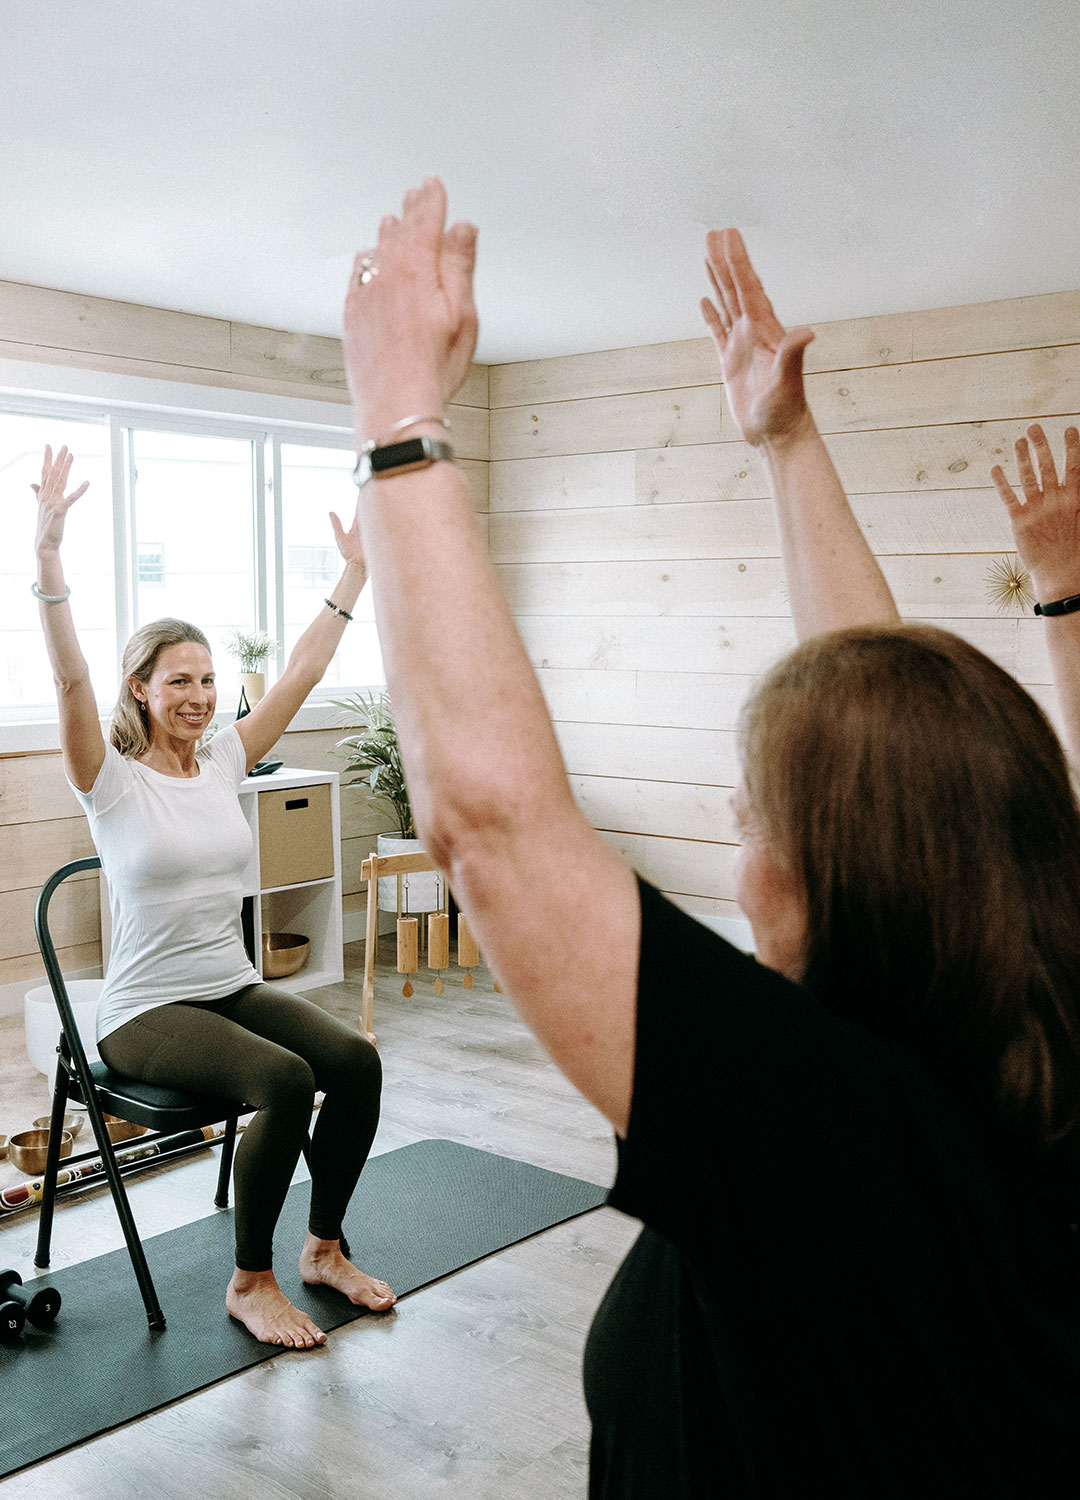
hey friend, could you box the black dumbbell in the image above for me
[0,1289,25,1344]
[0,1269,61,1331]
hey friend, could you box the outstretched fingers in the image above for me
[1026,424,1060,493]
[705,230,740,327]
[440,218,478,313]
[1015,435,1044,504]
[399,177,447,272]
[700,295,727,347]
[722,226,778,327]
[990,462,1022,514]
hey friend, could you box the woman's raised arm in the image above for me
[32,446,105,792]
[701,228,900,640]
[234,509,367,771]
[342,182,639,1133]
[992,424,1080,768]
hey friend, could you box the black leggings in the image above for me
[98,983,382,1271]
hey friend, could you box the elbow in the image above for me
[53,669,91,697]
[413,773,575,917]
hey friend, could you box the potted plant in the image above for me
[226,629,275,714]
[333,691,439,912]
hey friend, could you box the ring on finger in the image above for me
[358,255,380,287]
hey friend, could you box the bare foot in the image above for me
[299,1233,396,1310]
[226,1267,327,1348]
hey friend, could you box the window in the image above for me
[136,544,165,584]
[130,429,258,666]
[0,397,381,724]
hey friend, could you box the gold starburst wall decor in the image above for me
[986,554,1034,614]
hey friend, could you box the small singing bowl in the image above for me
[262,931,310,980]
[104,1119,148,1144]
[9,1129,73,1175]
[33,1112,84,1141]
[0,1135,7,1161]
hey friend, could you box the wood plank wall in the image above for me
[489,289,1080,933]
[0,281,489,991]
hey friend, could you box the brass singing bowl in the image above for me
[9,1129,73,1175]
[33,1112,85,1141]
[0,1135,7,1161]
[262,931,310,980]
[102,1115,149,1144]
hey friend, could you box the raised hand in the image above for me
[990,425,1080,602]
[32,445,89,556]
[329,503,366,572]
[343,178,479,446]
[701,228,816,449]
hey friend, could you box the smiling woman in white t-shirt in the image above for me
[31,444,394,1349]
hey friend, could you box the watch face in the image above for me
[370,437,430,473]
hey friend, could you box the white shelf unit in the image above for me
[238,766,344,993]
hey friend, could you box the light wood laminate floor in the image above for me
[0,945,639,1499]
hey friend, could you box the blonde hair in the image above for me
[740,624,1080,1152]
[110,618,211,759]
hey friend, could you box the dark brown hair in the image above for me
[739,624,1080,1151]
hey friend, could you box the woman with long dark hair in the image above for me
[337,180,1080,1495]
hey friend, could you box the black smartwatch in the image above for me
[352,436,455,488]
[1034,593,1080,617]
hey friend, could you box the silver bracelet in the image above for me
[359,413,450,456]
[31,581,71,604]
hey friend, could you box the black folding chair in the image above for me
[33,857,243,1331]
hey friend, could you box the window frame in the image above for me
[0,382,377,741]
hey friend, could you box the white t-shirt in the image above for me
[71,725,261,1042]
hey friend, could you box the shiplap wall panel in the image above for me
[599,830,738,903]
[570,775,739,845]
[518,614,799,676]
[491,386,724,461]
[0,280,232,368]
[632,417,1080,506]
[0,751,84,826]
[555,721,740,787]
[538,668,756,731]
[489,291,1080,409]
[492,491,1014,570]
[496,295,1078,917]
[0,278,489,457]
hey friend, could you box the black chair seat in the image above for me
[79,1062,244,1131]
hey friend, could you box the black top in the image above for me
[583,880,1080,1498]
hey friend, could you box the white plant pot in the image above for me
[240,671,266,708]
[376,834,441,914]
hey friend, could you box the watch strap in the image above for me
[353,436,455,488]
[1034,593,1080,617]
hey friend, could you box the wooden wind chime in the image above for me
[395,874,497,996]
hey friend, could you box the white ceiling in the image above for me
[2,1,1078,364]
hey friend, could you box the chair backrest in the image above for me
[35,857,103,1097]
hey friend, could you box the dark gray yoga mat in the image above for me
[0,1138,607,1478]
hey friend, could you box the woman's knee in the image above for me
[331,1032,382,1097]
[252,1050,317,1114]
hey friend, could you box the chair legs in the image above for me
[34,1050,73,1271]
[35,1041,166,1330]
[214,1115,238,1209]
[83,1091,167,1331]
